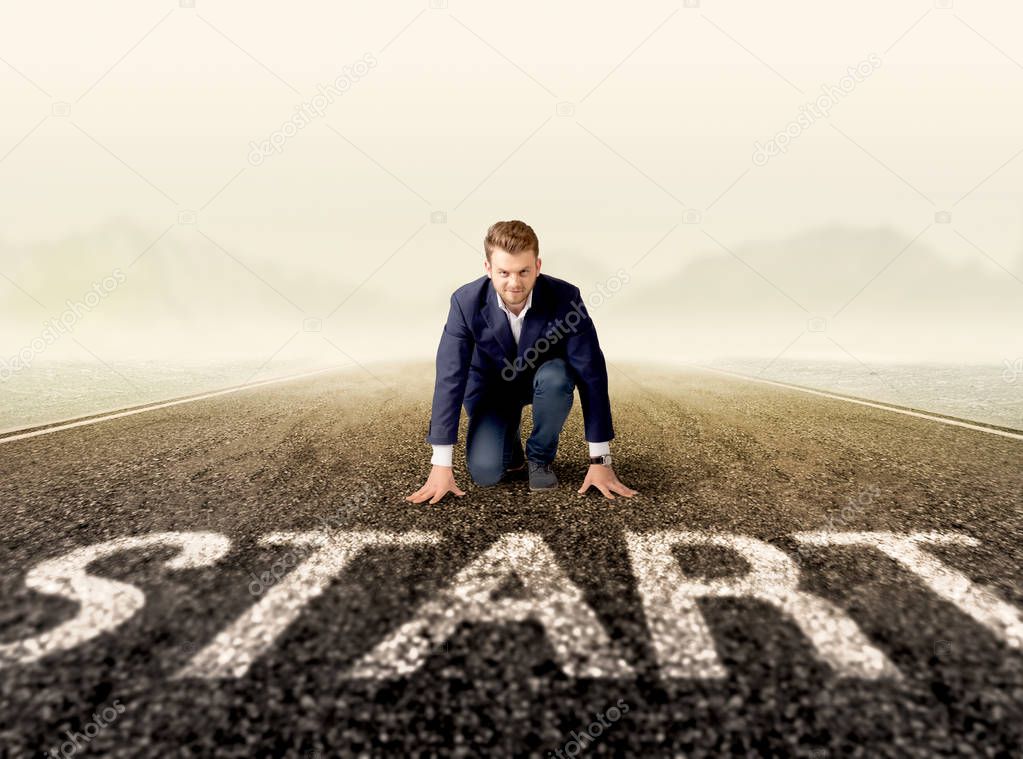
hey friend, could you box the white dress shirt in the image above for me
[431,283,611,466]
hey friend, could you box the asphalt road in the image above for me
[0,361,1021,758]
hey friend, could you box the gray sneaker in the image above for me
[528,460,558,491]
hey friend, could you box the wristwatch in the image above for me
[589,454,613,467]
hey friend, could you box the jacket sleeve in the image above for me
[425,292,475,445]
[563,287,615,443]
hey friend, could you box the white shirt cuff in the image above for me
[587,440,611,457]
[431,444,453,467]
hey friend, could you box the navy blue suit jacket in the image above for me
[426,272,615,446]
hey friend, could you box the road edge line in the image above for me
[0,365,348,445]
[691,364,1023,442]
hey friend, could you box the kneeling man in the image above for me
[406,220,638,504]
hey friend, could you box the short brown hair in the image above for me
[484,220,539,261]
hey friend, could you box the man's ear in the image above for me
[535,256,542,275]
[483,258,491,278]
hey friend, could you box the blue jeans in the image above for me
[465,358,575,486]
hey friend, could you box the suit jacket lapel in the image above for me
[482,281,517,361]
[516,274,550,362]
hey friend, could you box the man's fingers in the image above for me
[408,480,466,504]
[410,484,438,504]
[577,477,591,494]
[596,483,615,500]
[611,480,638,497]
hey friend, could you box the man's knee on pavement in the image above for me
[466,454,504,487]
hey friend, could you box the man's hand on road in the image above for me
[406,465,466,505]
[577,464,638,500]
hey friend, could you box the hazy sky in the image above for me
[2,0,1021,370]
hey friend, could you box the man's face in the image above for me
[484,248,541,310]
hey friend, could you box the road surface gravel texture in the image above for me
[0,362,1020,757]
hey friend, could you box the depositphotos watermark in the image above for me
[548,699,629,758]
[46,699,125,758]
[246,482,380,597]
[0,268,126,381]
[823,484,880,532]
[500,268,631,381]
[248,53,377,166]
[752,52,882,167]
[795,484,880,560]
[1002,357,1022,383]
